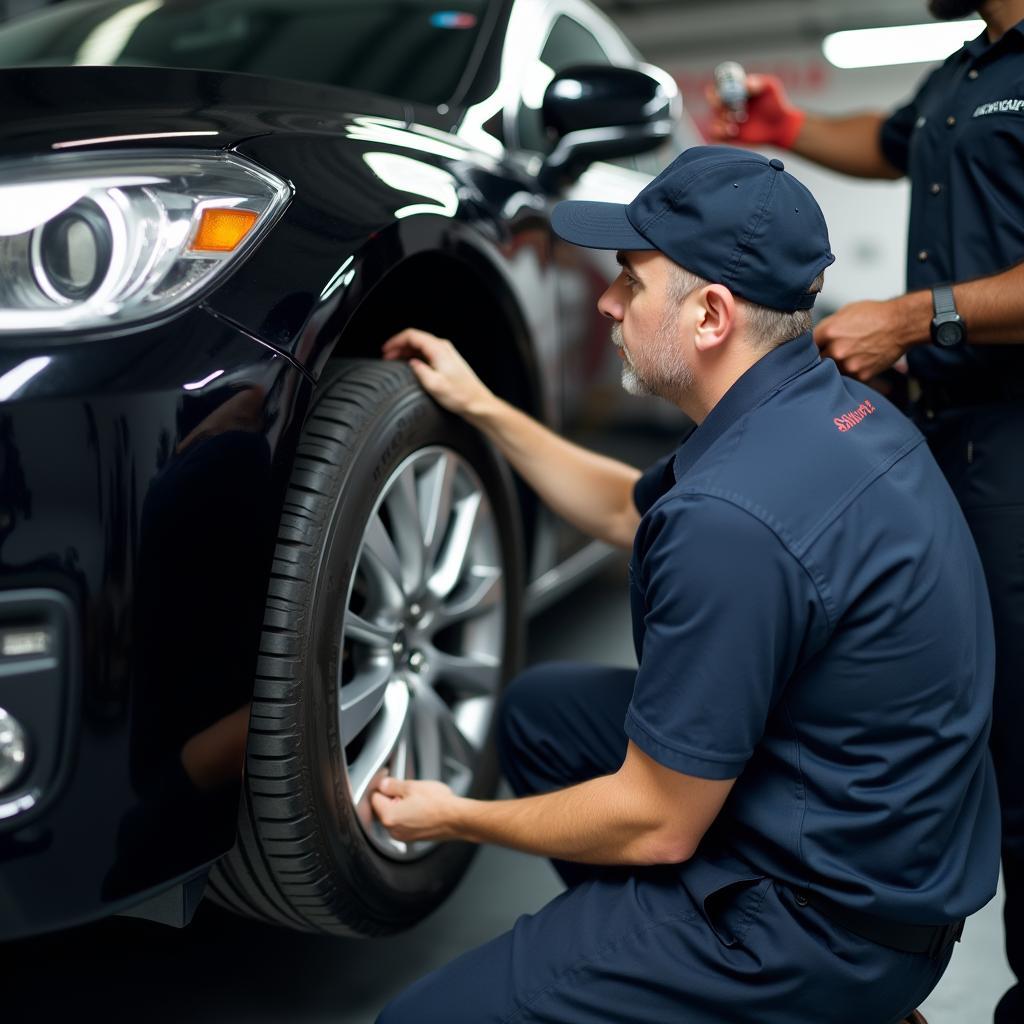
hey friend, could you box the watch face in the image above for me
[937,320,963,346]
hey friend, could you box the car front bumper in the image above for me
[0,307,311,939]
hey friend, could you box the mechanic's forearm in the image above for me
[466,394,641,549]
[792,112,902,180]
[447,775,685,866]
[894,262,1024,347]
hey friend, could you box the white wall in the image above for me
[596,0,958,313]
[660,41,942,313]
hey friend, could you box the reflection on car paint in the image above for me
[0,0,696,940]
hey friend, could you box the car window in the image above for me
[540,13,609,69]
[0,0,490,107]
[515,13,612,154]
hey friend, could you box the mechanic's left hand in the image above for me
[814,300,908,382]
[371,775,461,843]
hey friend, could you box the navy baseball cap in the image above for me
[552,146,835,313]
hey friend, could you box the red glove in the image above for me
[705,74,806,150]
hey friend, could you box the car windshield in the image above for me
[0,0,490,106]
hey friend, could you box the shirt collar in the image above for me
[964,18,1024,59]
[964,27,990,58]
[673,330,820,481]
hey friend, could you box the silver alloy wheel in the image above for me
[339,446,505,860]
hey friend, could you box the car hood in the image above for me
[0,64,521,363]
[0,65,433,157]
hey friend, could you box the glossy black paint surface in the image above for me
[0,65,441,156]
[543,63,674,136]
[0,0,683,939]
[0,61,563,940]
[0,308,311,938]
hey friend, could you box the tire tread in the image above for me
[208,358,519,936]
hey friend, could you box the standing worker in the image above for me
[369,146,999,1024]
[709,4,1024,1020]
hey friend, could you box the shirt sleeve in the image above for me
[624,495,824,780]
[632,453,675,516]
[878,102,916,176]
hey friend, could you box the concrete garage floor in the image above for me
[7,557,1013,1022]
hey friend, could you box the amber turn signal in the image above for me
[190,207,259,252]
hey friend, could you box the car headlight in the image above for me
[0,152,291,333]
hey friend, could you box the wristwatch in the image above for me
[930,284,966,348]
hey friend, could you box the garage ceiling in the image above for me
[592,0,955,58]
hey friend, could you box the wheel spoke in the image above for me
[389,714,413,781]
[410,686,443,782]
[412,682,476,777]
[340,446,508,860]
[384,465,426,594]
[348,679,410,805]
[339,657,393,747]
[428,491,483,599]
[360,514,405,613]
[344,609,398,648]
[433,566,503,630]
[428,646,501,697]
[419,452,457,572]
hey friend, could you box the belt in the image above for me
[794,888,965,959]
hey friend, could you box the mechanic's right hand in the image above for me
[705,73,805,150]
[381,328,494,419]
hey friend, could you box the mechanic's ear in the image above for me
[693,284,735,353]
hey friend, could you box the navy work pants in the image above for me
[377,662,949,1024]
[916,401,1024,1024]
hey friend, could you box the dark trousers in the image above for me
[915,400,1024,1024]
[376,662,949,1024]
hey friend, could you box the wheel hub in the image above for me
[391,633,428,674]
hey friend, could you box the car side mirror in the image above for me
[538,63,680,192]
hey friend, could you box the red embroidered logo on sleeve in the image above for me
[834,399,878,433]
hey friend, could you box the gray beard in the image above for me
[611,323,656,396]
[927,0,981,19]
[611,320,694,399]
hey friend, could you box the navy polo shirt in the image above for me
[879,19,1024,383]
[627,331,1000,923]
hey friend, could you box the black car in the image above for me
[0,0,691,941]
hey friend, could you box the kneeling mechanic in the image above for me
[371,146,1000,1024]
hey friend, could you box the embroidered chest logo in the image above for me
[834,399,877,433]
[973,98,1024,118]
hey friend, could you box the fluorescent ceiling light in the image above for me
[823,19,984,69]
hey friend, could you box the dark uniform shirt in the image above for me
[627,331,1000,923]
[879,19,1024,383]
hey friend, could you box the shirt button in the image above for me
[918,250,930,262]
[946,115,957,127]
[930,183,942,195]
[968,69,979,80]
[795,892,809,907]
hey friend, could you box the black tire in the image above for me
[206,359,524,935]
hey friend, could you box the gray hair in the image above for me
[665,265,826,352]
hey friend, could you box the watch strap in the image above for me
[932,284,956,317]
